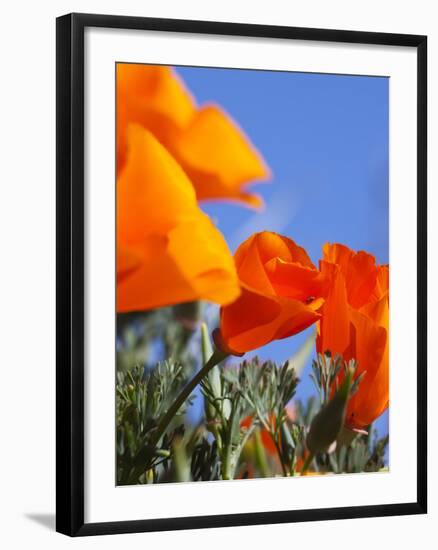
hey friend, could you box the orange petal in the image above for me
[323,243,383,309]
[275,297,324,341]
[117,245,142,283]
[236,192,265,209]
[264,257,328,301]
[233,231,316,296]
[322,242,353,273]
[234,235,276,295]
[317,262,351,356]
[171,104,271,207]
[117,234,194,312]
[345,251,378,309]
[117,64,195,173]
[345,304,388,429]
[117,216,240,312]
[254,232,315,269]
[117,125,199,245]
[220,285,281,353]
[370,265,389,302]
[116,125,240,312]
[117,64,195,129]
[167,214,240,306]
[360,291,389,327]
[220,284,321,354]
[117,64,270,207]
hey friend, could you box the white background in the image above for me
[0,0,435,548]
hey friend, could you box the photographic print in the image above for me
[57,13,427,535]
[115,62,389,485]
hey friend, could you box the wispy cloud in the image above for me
[229,184,300,252]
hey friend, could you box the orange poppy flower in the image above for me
[317,243,389,430]
[116,125,241,312]
[217,232,327,355]
[117,63,270,208]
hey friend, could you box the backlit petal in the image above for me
[234,235,275,295]
[116,126,240,312]
[345,251,378,309]
[117,245,142,283]
[317,262,351,356]
[220,284,321,354]
[117,64,195,173]
[255,231,315,268]
[322,242,353,273]
[170,105,270,207]
[167,214,240,306]
[265,257,328,301]
[117,64,270,207]
[345,304,388,429]
[117,125,198,245]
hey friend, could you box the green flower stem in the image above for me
[200,323,213,362]
[222,442,233,480]
[221,399,239,480]
[151,349,228,449]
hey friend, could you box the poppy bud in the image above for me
[306,368,353,455]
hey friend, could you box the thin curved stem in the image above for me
[151,349,228,449]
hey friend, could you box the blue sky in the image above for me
[176,66,389,441]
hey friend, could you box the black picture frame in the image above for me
[56,12,427,537]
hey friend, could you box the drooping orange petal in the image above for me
[170,105,270,207]
[220,284,321,354]
[275,297,324,341]
[220,285,281,353]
